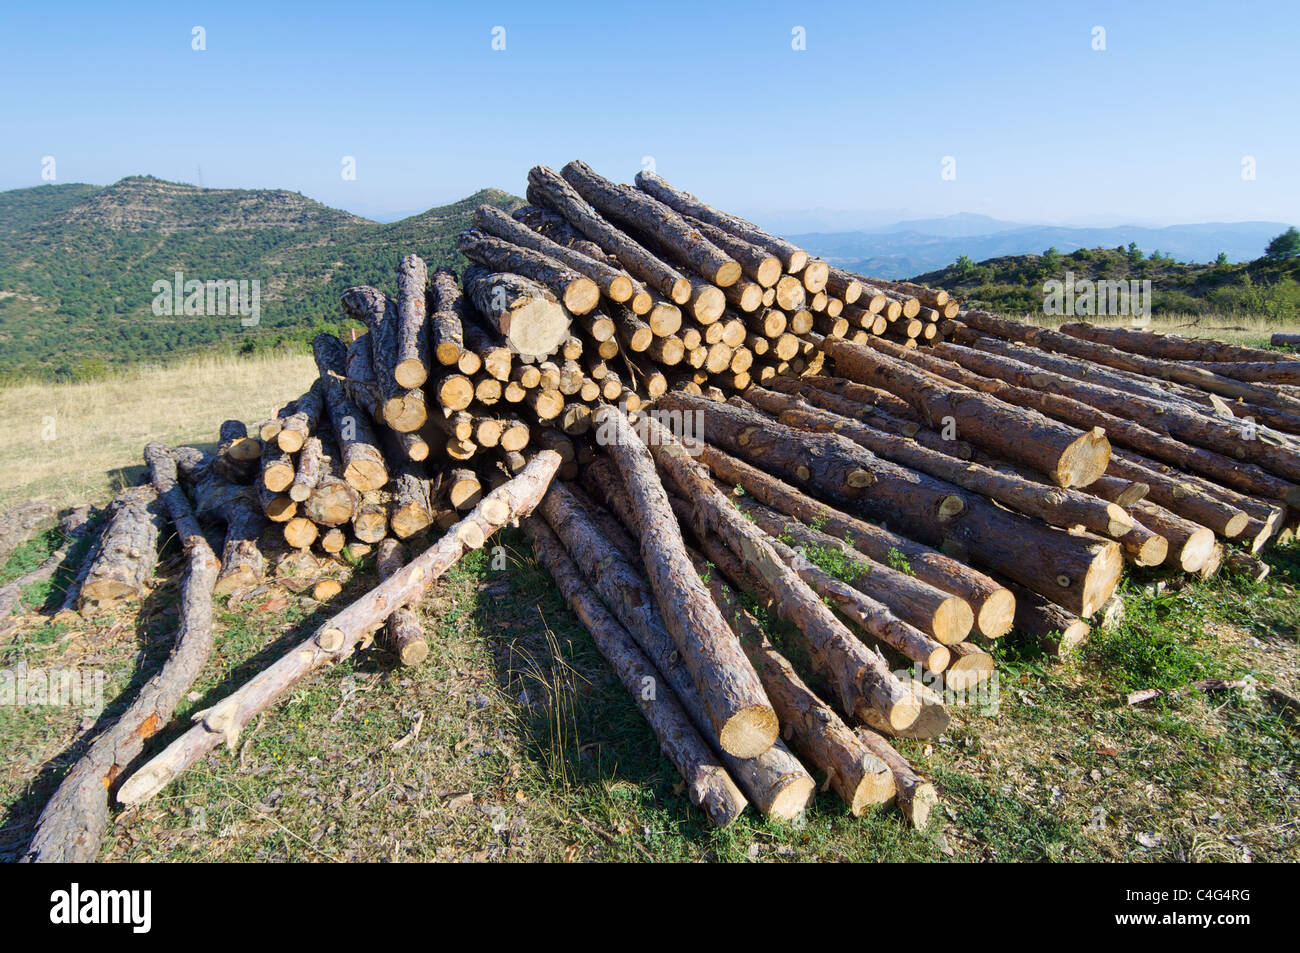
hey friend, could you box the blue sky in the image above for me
[1,0,1296,228]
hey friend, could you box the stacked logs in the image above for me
[44,160,1299,847]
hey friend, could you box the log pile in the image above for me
[30,159,1300,858]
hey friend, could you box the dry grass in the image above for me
[0,351,317,508]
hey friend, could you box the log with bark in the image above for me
[462,264,573,362]
[77,484,165,614]
[116,450,562,806]
[173,447,266,595]
[429,266,468,367]
[393,254,430,388]
[459,229,599,314]
[312,333,389,491]
[374,539,429,666]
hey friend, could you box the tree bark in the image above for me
[459,229,599,314]
[77,485,165,613]
[855,729,939,829]
[392,254,430,388]
[374,539,429,666]
[1053,322,1291,364]
[116,451,562,807]
[289,436,324,503]
[428,266,468,367]
[312,333,388,491]
[462,264,572,362]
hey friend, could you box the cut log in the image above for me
[1272,332,1300,350]
[260,440,295,494]
[824,336,1112,487]
[562,161,740,286]
[681,214,781,287]
[24,445,219,863]
[277,379,324,453]
[394,254,430,388]
[660,393,1122,617]
[459,229,599,314]
[1184,360,1300,385]
[283,517,318,550]
[617,408,921,731]
[352,490,390,544]
[428,266,468,367]
[696,443,1016,638]
[523,518,747,826]
[635,168,808,273]
[1057,322,1293,364]
[304,475,359,528]
[173,447,265,595]
[528,165,692,303]
[289,436,324,503]
[1132,501,1217,572]
[312,333,388,491]
[116,451,561,807]
[374,539,430,666]
[341,286,427,433]
[462,264,572,362]
[548,434,778,758]
[390,461,435,539]
[77,485,165,613]
[855,729,938,830]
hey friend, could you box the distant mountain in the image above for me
[0,178,521,379]
[789,219,1292,279]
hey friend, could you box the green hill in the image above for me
[0,178,521,381]
[914,244,1300,320]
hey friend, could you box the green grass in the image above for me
[1,523,1297,863]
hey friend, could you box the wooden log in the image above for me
[574,419,779,757]
[428,266,468,367]
[522,518,747,826]
[933,338,1300,498]
[304,474,359,528]
[289,436,324,503]
[1272,332,1300,350]
[474,204,639,304]
[662,393,1122,617]
[696,444,1016,638]
[1055,322,1293,364]
[1003,578,1090,654]
[1225,548,1270,582]
[374,539,430,666]
[352,490,389,544]
[635,168,808,273]
[260,439,295,494]
[389,461,435,539]
[210,420,259,484]
[528,165,692,303]
[921,338,1300,507]
[283,516,318,550]
[312,333,388,491]
[459,229,599,314]
[855,729,939,829]
[681,214,781,287]
[745,385,1132,538]
[825,336,1112,487]
[461,321,509,381]
[172,447,265,596]
[462,264,572,362]
[774,275,806,311]
[77,485,165,614]
[341,286,427,433]
[1132,501,1217,572]
[562,160,741,286]
[277,379,324,453]
[26,445,220,863]
[116,452,562,807]
[394,254,430,387]
[619,409,922,731]
[802,260,830,294]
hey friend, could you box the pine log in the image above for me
[564,421,779,757]
[304,475,359,527]
[77,485,165,613]
[696,443,1016,638]
[562,161,740,286]
[425,266,469,368]
[394,254,430,387]
[312,333,388,491]
[621,409,922,731]
[459,229,599,315]
[462,264,571,362]
[1182,360,1300,385]
[635,169,808,273]
[855,729,938,830]
[1272,332,1300,350]
[116,451,561,807]
[172,447,265,595]
[341,286,428,433]
[1056,322,1292,364]
[1003,578,1090,654]
[25,445,220,863]
[390,460,435,539]
[283,517,317,550]
[660,393,1122,617]
[528,165,692,303]
[260,440,295,494]
[1132,501,1217,572]
[681,214,781,287]
[289,436,324,502]
[824,336,1111,487]
[373,539,429,666]
[522,518,747,825]
[277,379,324,453]
[211,420,258,484]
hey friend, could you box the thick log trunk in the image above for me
[660,393,1123,617]
[528,165,692,303]
[394,254,430,388]
[26,445,219,863]
[173,447,265,595]
[116,451,561,806]
[459,229,599,314]
[696,443,1016,638]
[744,385,1132,538]
[1055,322,1292,363]
[855,729,939,830]
[289,436,324,503]
[462,265,572,362]
[634,169,808,273]
[824,336,1111,487]
[562,161,740,286]
[524,517,749,825]
[389,461,435,539]
[1132,501,1217,572]
[341,286,428,433]
[568,417,778,758]
[429,266,468,367]
[77,485,165,613]
[622,409,922,731]
[312,333,388,491]
[304,475,359,527]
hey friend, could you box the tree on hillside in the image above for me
[1125,242,1144,264]
[1216,252,1228,266]
[954,254,975,277]
[1042,246,1061,271]
[1264,227,1300,261]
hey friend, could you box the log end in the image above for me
[713,260,742,288]
[756,257,782,288]
[629,290,653,315]
[394,358,428,389]
[932,596,975,645]
[904,781,939,830]
[563,278,600,315]
[802,260,830,293]
[766,774,817,821]
[718,705,781,760]
[976,586,1017,639]
[399,639,430,667]
[1133,532,1170,567]
[945,652,995,692]
[1105,503,1135,539]
[1222,510,1250,539]
[848,764,897,816]
[1080,540,1125,617]
[1173,526,1218,574]
[345,460,389,493]
[1058,429,1113,488]
[885,693,923,733]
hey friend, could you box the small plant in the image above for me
[885,547,914,575]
